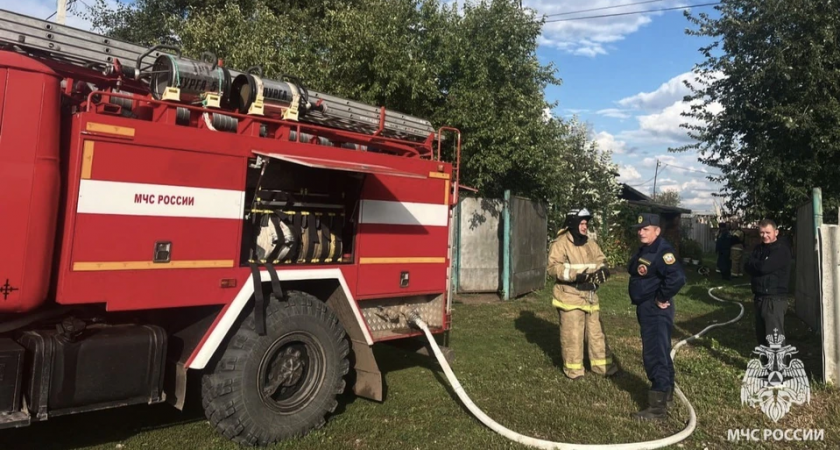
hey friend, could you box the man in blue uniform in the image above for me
[628,213,686,421]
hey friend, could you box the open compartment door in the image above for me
[252,151,426,179]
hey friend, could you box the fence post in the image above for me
[820,224,840,384]
[814,187,824,232]
[451,198,461,295]
[502,189,511,300]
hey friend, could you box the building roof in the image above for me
[619,183,692,215]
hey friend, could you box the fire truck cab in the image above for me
[0,9,459,447]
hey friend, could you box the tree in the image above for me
[673,0,840,225]
[656,189,681,207]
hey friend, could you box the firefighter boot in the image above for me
[633,390,669,421]
[666,387,674,409]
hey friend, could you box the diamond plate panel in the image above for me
[360,294,444,339]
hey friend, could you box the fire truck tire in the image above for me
[200,290,350,446]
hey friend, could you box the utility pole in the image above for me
[652,159,661,201]
[56,0,67,25]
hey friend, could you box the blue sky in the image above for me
[4,0,725,212]
[528,0,725,212]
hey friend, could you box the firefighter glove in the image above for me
[592,267,610,285]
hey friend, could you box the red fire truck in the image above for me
[0,9,460,446]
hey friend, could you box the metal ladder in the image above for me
[0,8,436,141]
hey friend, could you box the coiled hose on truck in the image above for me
[409,284,747,450]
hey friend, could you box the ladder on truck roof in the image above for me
[0,8,436,142]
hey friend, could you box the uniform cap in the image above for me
[631,213,661,229]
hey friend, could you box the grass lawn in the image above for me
[5,261,840,449]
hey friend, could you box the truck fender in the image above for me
[184,268,383,401]
[187,268,372,370]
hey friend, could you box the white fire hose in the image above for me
[409,284,747,450]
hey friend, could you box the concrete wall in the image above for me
[819,224,840,384]
[456,197,503,292]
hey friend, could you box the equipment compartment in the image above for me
[241,155,363,266]
[17,324,167,420]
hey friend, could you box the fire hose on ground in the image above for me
[408,284,748,450]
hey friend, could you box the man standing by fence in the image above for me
[745,219,792,346]
[716,222,732,280]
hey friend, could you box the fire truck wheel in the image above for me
[201,290,350,446]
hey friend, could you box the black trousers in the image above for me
[717,252,731,280]
[754,295,787,346]
[636,299,675,392]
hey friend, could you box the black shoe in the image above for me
[666,388,674,409]
[633,390,669,421]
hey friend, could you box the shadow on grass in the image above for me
[513,310,652,409]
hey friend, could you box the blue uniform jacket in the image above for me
[627,236,686,306]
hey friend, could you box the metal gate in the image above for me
[508,193,548,298]
[796,189,822,330]
[451,191,547,299]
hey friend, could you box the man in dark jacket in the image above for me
[716,223,732,280]
[628,213,686,420]
[745,219,792,346]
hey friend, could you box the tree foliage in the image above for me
[674,0,840,225]
[656,189,681,207]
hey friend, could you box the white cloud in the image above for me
[618,72,695,112]
[527,0,688,57]
[617,70,726,112]
[641,155,677,169]
[611,70,727,146]
[618,164,641,183]
[618,98,723,146]
[596,108,631,120]
[593,131,627,154]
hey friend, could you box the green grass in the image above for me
[5,261,840,449]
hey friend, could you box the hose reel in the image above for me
[148,50,232,107]
[251,210,343,265]
[231,66,324,121]
[254,213,296,264]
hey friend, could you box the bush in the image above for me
[599,232,632,269]
[680,238,702,260]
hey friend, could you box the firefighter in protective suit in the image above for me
[547,208,619,380]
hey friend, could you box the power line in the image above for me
[544,2,720,23]
[629,174,657,187]
[543,0,669,18]
[662,163,722,177]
